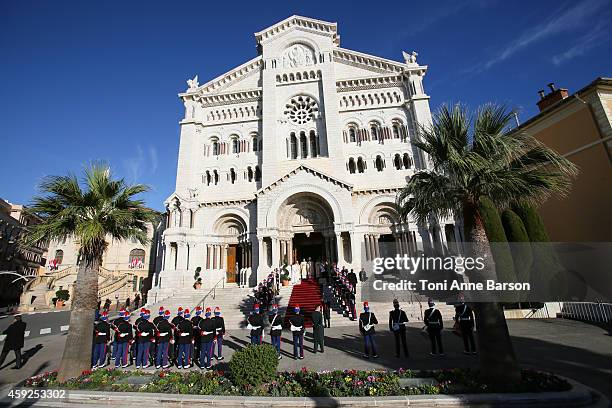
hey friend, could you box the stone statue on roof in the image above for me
[402,51,418,65]
[186,75,199,90]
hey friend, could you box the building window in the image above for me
[213,170,219,185]
[370,123,379,140]
[247,166,254,182]
[375,155,384,172]
[206,171,211,186]
[357,157,365,173]
[392,123,401,139]
[129,249,145,268]
[394,154,402,170]
[230,168,236,184]
[402,153,412,169]
[290,133,298,159]
[309,130,318,158]
[285,95,318,125]
[255,166,261,182]
[212,140,220,156]
[252,136,258,151]
[349,127,357,143]
[348,158,356,174]
[232,138,239,154]
[300,132,308,158]
[54,249,63,264]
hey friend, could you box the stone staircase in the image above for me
[145,283,294,329]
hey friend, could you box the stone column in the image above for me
[364,235,370,261]
[373,235,380,258]
[287,238,293,265]
[164,242,173,270]
[272,237,279,269]
[257,237,265,273]
[335,232,343,265]
[350,232,362,269]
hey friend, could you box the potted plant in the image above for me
[55,289,70,308]
[280,259,290,286]
[193,267,202,289]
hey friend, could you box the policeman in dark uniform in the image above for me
[115,310,133,368]
[155,310,173,369]
[311,304,325,353]
[454,299,476,354]
[289,305,305,359]
[176,308,194,368]
[268,303,283,359]
[212,307,225,360]
[198,307,216,369]
[424,298,444,356]
[191,306,203,366]
[171,307,185,364]
[388,299,409,358]
[92,311,110,369]
[135,309,155,368]
[359,301,379,359]
[247,303,264,345]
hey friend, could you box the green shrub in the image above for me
[229,344,279,388]
[501,209,532,285]
[55,289,70,302]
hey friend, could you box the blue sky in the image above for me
[1,0,610,211]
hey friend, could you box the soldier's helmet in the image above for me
[163,310,171,319]
[254,303,260,312]
[177,307,184,315]
[158,307,165,315]
[195,306,203,316]
[184,308,191,318]
[294,304,300,313]
[143,309,151,319]
[205,307,212,317]
[214,307,221,316]
[100,312,108,321]
[363,301,369,311]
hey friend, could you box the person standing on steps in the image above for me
[247,303,264,345]
[212,307,225,360]
[191,306,203,366]
[454,297,476,355]
[389,299,409,358]
[359,301,379,359]
[92,312,110,369]
[424,298,444,356]
[114,310,133,368]
[268,303,283,359]
[300,258,308,281]
[359,267,367,283]
[322,296,331,328]
[289,305,305,359]
[155,310,173,369]
[171,307,185,365]
[176,309,194,369]
[135,309,154,369]
[311,304,325,353]
[198,307,216,370]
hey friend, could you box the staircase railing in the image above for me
[195,277,225,309]
[98,274,130,298]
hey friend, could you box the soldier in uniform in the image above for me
[92,311,110,369]
[454,299,476,354]
[114,310,133,368]
[212,307,225,360]
[322,296,331,328]
[135,309,155,368]
[268,303,283,359]
[247,303,264,344]
[389,299,409,358]
[153,307,165,326]
[198,307,216,369]
[347,284,357,320]
[109,310,123,362]
[359,301,379,359]
[191,306,203,366]
[311,303,325,353]
[424,298,444,356]
[133,308,146,362]
[171,307,185,364]
[155,310,173,368]
[176,308,194,368]
[289,305,305,359]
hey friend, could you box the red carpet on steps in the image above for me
[284,279,321,328]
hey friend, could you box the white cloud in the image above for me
[551,20,610,66]
[122,145,158,183]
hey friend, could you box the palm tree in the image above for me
[397,104,576,383]
[23,163,159,381]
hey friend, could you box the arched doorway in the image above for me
[213,213,249,283]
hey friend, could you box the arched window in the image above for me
[357,157,365,173]
[232,138,239,154]
[309,130,318,158]
[348,158,356,174]
[247,166,254,182]
[300,132,308,158]
[370,123,379,141]
[206,171,211,186]
[290,133,298,159]
[402,153,412,169]
[349,126,357,143]
[230,168,236,184]
[394,154,402,170]
[54,249,63,264]
[255,166,261,182]
[212,140,220,156]
[129,249,145,268]
[375,155,384,172]
[392,123,401,139]
[213,170,219,185]
[252,136,258,151]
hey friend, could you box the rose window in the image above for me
[285,95,318,125]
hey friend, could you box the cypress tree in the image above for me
[501,209,532,290]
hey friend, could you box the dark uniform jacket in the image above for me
[424,307,443,330]
[171,315,184,327]
[347,272,358,287]
[288,314,305,334]
[155,319,173,342]
[247,313,264,336]
[116,320,133,343]
[93,320,110,344]
[389,309,409,332]
[191,316,203,340]
[359,312,378,335]
[2,321,26,351]
[197,318,216,343]
[153,315,164,326]
[135,319,155,343]
[268,313,283,336]
[310,311,324,339]
[455,304,474,328]
[212,316,225,336]
[176,319,193,344]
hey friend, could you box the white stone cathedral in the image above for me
[153,16,461,295]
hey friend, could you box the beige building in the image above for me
[517,78,612,242]
[19,219,165,311]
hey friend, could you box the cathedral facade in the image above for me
[154,16,461,294]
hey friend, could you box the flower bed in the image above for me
[25,367,570,397]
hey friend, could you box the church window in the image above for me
[300,132,308,158]
[290,133,298,159]
[370,122,380,140]
[252,136,258,151]
[285,95,318,125]
[394,154,402,170]
[231,137,239,154]
[247,166,254,182]
[213,170,219,185]
[309,130,318,157]
[230,168,236,184]
[392,122,401,139]
[206,171,211,186]
[375,155,384,172]
[255,166,261,182]
[212,140,220,156]
[348,158,356,174]
[403,153,412,169]
[348,126,357,143]
[357,157,365,173]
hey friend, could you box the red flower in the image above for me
[218,370,225,376]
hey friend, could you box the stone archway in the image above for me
[212,213,251,283]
